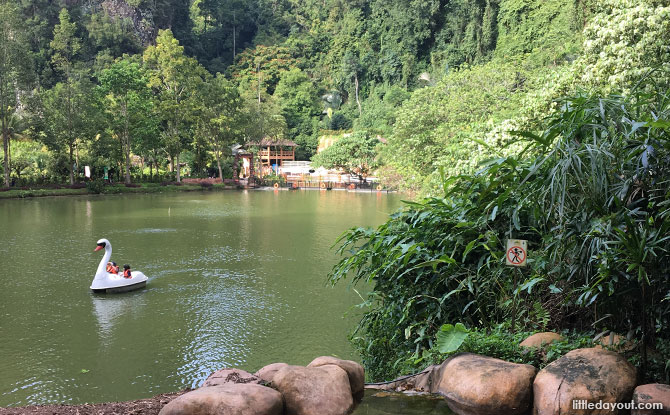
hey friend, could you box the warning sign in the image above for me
[506,239,527,267]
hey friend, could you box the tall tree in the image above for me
[39,77,99,183]
[144,29,207,182]
[99,59,155,184]
[50,8,82,184]
[196,74,243,180]
[0,1,31,187]
[273,68,320,159]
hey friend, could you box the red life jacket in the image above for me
[123,269,132,278]
[113,266,120,274]
[106,264,114,273]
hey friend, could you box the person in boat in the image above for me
[123,264,132,279]
[106,261,119,274]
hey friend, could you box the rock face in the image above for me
[272,364,354,415]
[254,362,289,383]
[520,332,564,349]
[158,383,283,415]
[202,368,260,387]
[632,384,670,415]
[307,356,365,399]
[436,353,537,415]
[533,348,637,415]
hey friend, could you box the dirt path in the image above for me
[0,390,189,415]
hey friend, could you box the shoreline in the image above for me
[0,390,189,415]
[0,182,242,200]
[0,182,395,200]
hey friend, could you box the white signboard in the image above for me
[506,239,528,267]
[85,165,91,178]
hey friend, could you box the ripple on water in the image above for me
[131,228,178,234]
[170,270,279,389]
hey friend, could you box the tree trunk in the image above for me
[69,144,75,185]
[355,73,361,116]
[123,101,131,184]
[176,153,181,183]
[215,149,223,180]
[124,133,131,184]
[2,128,9,187]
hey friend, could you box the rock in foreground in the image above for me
[533,348,636,415]
[201,368,260,387]
[632,384,670,415]
[158,383,282,415]
[308,356,365,399]
[272,364,353,415]
[436,353,537,415]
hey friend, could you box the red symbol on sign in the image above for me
[507,246,526,264]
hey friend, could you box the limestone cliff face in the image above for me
[86,0,157,46]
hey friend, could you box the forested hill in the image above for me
[2,0,668,192]
[19,0,592,87]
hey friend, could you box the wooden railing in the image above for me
[259,150,295,159]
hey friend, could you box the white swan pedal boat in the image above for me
[91,238,148,293]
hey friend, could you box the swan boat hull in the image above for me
[90,271,148,294]
[92,280,147,294]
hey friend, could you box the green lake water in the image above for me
[0,190,405,407]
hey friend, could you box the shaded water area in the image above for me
[352,390,454,415]
[0,190,411,407]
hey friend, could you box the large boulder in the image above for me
[533,348,637,415]
[436,353,537,415]
[202,368,260,387]
[307,356,365,399]
[272,364,354,415]
[159,383,283,415]
[632,384,670,415]
[520,332,564,349]
[254,362,289,383]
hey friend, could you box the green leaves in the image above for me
[436,323,470,353]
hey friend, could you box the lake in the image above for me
[0,189,402,407]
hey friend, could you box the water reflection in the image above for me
[353,391,454,415]
[91,293,147,341]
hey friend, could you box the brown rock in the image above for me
[254,362,289,383]
[594,333,637,352]
[158,383,283,415]
[202,368,260,387]
[533,348,637,415]
[520,332,564,349]
[436,353,537,415]
[308,356,365,399]
[632,384,670,415]
[272,364,354,415]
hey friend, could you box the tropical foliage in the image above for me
[329,83,670,381]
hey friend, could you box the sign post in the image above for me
[506,238,528,332]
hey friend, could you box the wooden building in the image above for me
[254,139,297,175]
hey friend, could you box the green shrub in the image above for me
[86,179,105,194]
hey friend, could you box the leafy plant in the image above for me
[436,323,470,353]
